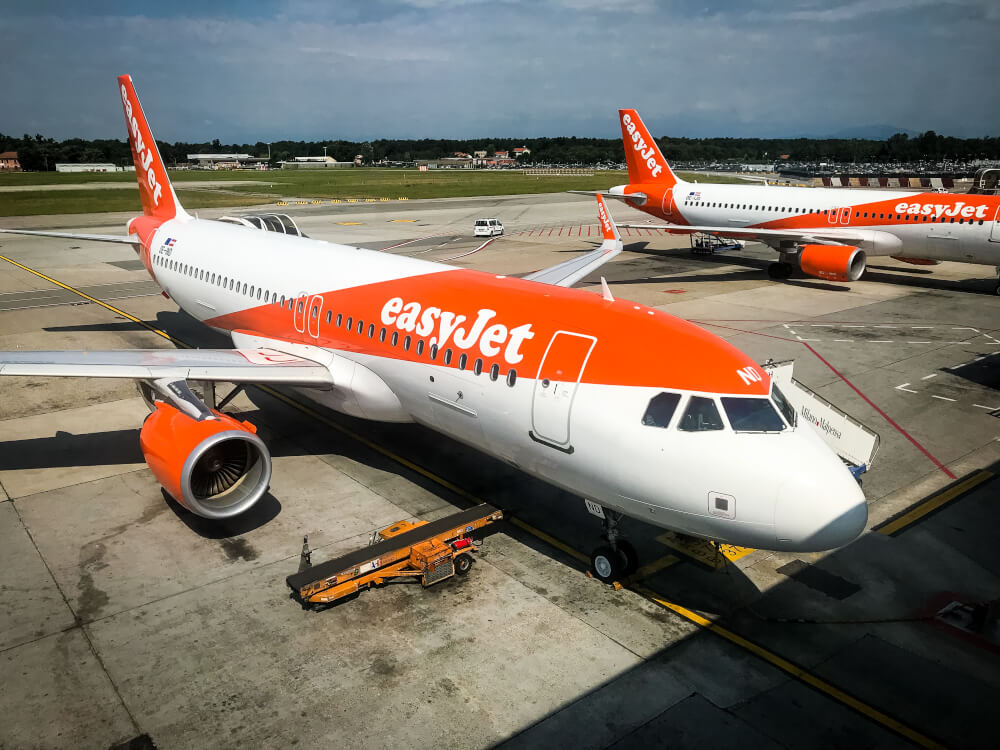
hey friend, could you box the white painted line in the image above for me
[810,324,831,327]
[921,374,937,380]
[974,404,999,410]
[895,383,918,393]
[833,339,851,342]
[931,395,957,402]
[843,325,866,328]
[909,341,933,344]
[952,327,979,331]
[975,357,986,361]
[798,338,820,342]
[782,324,790,329]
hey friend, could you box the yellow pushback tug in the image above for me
[287,504,503,608]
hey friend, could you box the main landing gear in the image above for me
[994,267,1000,296]
[767,261,794,280]
[586,503,638,584]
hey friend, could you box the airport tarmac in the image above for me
[1,192,999,749]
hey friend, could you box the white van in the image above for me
[473,218,504,237]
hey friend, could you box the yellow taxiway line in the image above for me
[876,469,994,536]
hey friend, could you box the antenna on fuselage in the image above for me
[600,277,615,302]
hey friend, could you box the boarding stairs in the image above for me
[763,359,880,477]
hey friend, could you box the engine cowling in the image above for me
[799,244,866,282]
[140,402,272,519]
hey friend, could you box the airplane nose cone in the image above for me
[775,471,868,551]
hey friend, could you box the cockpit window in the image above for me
[641,392,681,428]
[678,396,725,432]
[721,397,786,432]
[771,384,797,427]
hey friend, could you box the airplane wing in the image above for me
[0,348,333,385]
[616,222,869,246]
[0,228,141,245]
[525,194,623,287]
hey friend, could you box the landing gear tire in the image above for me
[994,282,1000,296]
[768,262,793,280]
[591,546,622,584]
[454,554,473,575]
[616,540,639,576]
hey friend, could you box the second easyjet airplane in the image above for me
[588,109,1000,293]
[0,77,867,581]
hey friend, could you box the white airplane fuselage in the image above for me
[614,180,1000,265]
[141,214,866,552]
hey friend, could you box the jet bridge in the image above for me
[763,360,880,475]
[218,213,306,237]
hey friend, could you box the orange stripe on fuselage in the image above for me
[204,269,770,395]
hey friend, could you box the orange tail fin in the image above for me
[618,109,678,187]
[117,75,187,221]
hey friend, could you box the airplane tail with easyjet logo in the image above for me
[619,109,679,188]
[117,75,188,222]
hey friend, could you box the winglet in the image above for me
[117,75,188,221]
[596,193,620,244]
[619,109,678,187]
[600,277,615,302]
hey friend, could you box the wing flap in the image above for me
[0,348,333,385]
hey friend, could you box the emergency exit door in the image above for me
[530,331,597,450]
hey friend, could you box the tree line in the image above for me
[3,130,999,171]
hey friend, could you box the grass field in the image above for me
[0,168,744,216]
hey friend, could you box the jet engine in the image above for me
[799,244,866,282]
[139,402,272,519]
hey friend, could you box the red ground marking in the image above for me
[588,225,592,237]
[558,226,563,236]
[625,227,632,236]
[662,289,687,294]
[548,227,554,236]
[698,321,956,479]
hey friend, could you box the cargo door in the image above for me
[530,331,596,451]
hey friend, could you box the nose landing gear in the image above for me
[587,504,638,584]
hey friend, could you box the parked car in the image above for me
[473,218,504,237]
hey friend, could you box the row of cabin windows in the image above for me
[684,201,819,213]
[152,258,521,387]
[677,202,986,226]
[320,307,519,387]
[854,211,984,225]
[155,254,289,303]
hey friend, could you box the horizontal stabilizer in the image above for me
[568,190,647,204]
[0,228,140,245]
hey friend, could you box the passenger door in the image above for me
[530,331,597,450]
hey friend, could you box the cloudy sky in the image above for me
[2,0,998,143]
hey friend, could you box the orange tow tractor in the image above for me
[287,504,503,608]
